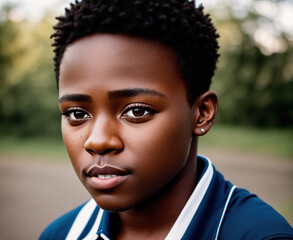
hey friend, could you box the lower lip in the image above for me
[87,175,128,190]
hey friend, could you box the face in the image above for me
[59,34,198,211]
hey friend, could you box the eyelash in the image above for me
[121,103,156,123]
[61,108,91,126]
[61,104,156,126]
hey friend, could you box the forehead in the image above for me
[59,34,186,97]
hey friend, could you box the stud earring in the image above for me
[200,128,205,133]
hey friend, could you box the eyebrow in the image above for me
[58,94,92,103]
[108,88,167,99]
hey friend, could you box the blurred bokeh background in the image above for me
[0,0,292,239]
[1,0,293,138]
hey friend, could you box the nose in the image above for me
[84,117,124,155]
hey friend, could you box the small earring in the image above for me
[200,128,205,133]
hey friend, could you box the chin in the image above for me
[91,195,134,212]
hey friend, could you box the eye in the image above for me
[122,104,156,123]
[61,108,91,125]
[125,107,150,117]
[68,110,89,120]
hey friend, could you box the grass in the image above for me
[0,124,292,161]
[0,135,68,161]
[199,124,293,160]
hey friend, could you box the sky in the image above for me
[1,0,292,39]
[1,0,214,22]
[0,0,72,22]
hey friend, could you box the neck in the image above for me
[117,138,199,240]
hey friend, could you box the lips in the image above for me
[86,166,129,190]
[88,166,128,177]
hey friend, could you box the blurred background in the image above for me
[0,0,292,239]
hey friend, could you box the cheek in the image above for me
[125,113,193,177]
[61,122,86,173]
[129,112,192,154]
[117,118,193,207]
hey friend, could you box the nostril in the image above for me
[86,147,121,155]
[103,148,119,155]
[86,149,97,155]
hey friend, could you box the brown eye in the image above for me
[70,111,88,120]
[124,107,150,118]
[62,109,90,121]
[122,104,156,123]
[61,108,91,126]
[132,108,146,117]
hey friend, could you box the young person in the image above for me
[40,0,293,239]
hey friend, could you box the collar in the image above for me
[66,156,235,240]
[165,155,214,239]
[96,156,214,240]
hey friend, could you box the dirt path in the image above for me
[0,150,292,240]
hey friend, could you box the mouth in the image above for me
[86,166,129,190]
[96,174,118,179]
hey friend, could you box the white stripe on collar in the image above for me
[82,208,104,240]
[65,198,97,240]
[214,185,236,240]
[67,156,214,240]
[165,156,214,240]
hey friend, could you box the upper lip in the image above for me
[87,166,128,177]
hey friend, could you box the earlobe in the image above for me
[193,91,218,136]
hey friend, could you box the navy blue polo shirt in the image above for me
[39,156,293,240]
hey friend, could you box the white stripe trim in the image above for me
[165,157,214,240]
[214,185,236,240]
[82,209,104,240]
[100,233,110,240]
[65,199,97,240]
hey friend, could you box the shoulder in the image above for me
[219,187,293,240]
[39,202,88,240]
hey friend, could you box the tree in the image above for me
[209,0,293,127]
[0,5,60,137]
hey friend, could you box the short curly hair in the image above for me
[52,0,219,103]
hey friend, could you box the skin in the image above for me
[59,34,218,240]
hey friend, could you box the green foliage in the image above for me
[210,1,293,127]
[0,6,60,137]
[0,2,292,139]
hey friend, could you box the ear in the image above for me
[193,91,218,136]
